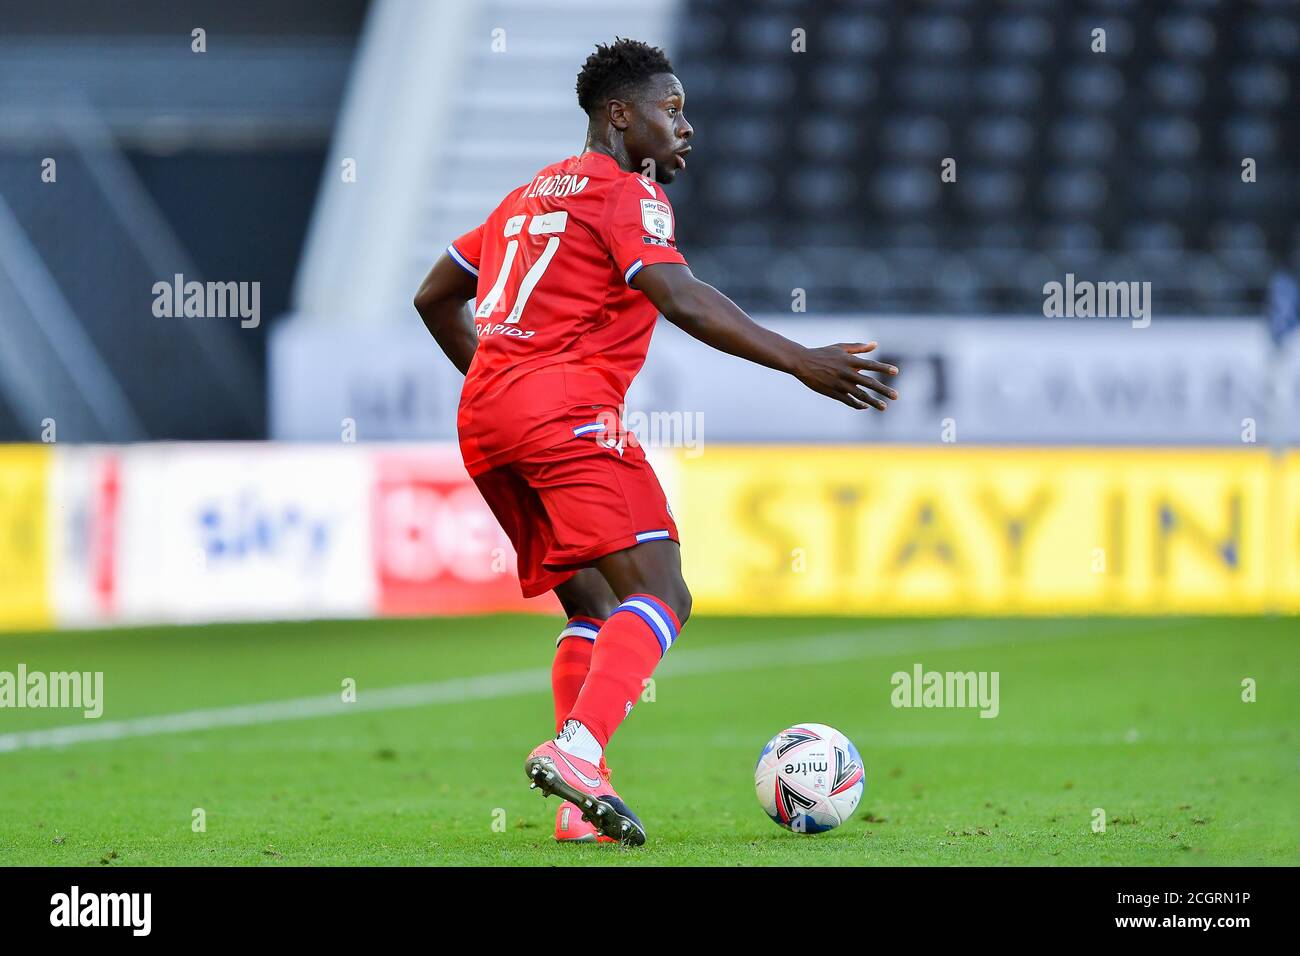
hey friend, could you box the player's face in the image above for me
[628,74,692,185]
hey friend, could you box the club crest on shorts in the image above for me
[598,434,627,457]
[640,199,673,240]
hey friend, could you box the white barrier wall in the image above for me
[271,316,1300,444]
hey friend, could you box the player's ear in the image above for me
[606,98,631,132]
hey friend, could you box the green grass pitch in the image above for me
[0,615,1295,866]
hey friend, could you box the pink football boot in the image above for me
[526,743,645,845]
[553,758,617,843]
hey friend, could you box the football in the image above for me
[755,723,866,833]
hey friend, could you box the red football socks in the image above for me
[565,594,682,747]
[551,616,602,733]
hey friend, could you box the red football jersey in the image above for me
[446,151,687,476]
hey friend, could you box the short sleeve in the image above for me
[601,177,688,286]
[447,221,486,278]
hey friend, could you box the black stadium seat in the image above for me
[672,0,1300,315]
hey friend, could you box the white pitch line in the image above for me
[0,617,1135,755]
[0,669,550,754]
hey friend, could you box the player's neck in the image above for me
[581,134,633,174]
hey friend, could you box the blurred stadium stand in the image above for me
[0,0,366,441]
[290,0,680,332]
[670,0,1300,316]
[3,0,1299,444]
[2,1,1298,634]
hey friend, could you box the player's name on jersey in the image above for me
[523,172,590,199]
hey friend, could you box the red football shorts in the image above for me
[471,432,679,598]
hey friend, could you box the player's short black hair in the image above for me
[575,38,675,116]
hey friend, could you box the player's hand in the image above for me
[792,342,899,411]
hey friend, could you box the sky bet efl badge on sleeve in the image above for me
[641,199,674,240]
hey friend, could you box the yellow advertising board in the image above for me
[1281,452,1300,613]
[0,445,52,629]
[675,447,1298,615]
[4,443,1298,628]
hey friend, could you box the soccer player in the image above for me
[414,38,898,845]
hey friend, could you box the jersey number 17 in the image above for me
[474,211,568,325]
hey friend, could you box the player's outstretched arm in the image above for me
[414,253,479,375]
[634,263,898,411]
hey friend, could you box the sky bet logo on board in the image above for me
[197,494,331,569]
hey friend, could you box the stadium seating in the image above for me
[671,0,1300,315]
